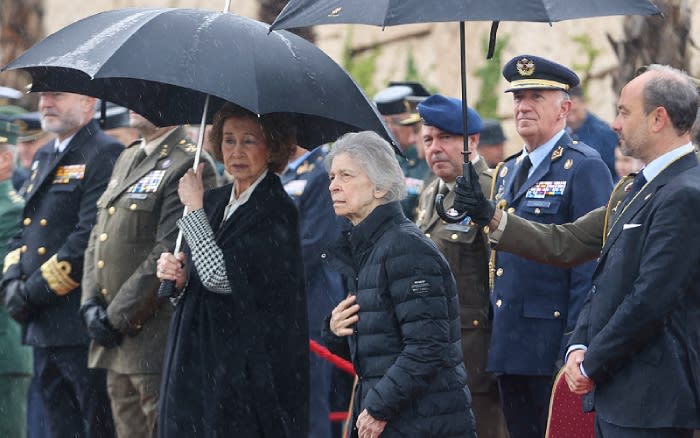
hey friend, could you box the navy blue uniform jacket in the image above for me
[4,120,122,347]
[488,133,612,375]
[571,151,700,428]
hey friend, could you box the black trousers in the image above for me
[34,346,115,438]
[595,417,693,438]
[497,374,552,438]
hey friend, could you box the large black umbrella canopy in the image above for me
[270,0,660,28]
[3,7,394,149]
[271,0,660,221]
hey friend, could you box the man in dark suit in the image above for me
[81,112,215,438]
[1,91,123,438]
[484,55,613,437]
[454,64,700,436]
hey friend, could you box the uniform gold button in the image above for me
[129,203,137,211]
[496,299,503,308]
[483,225,490,234]
[99,233,108,242]
[496,268,504,277]
[101,288,108,296]
[21,245,28,253]
[425,233,431,238]
[472,320,480,327]
[23,217,31,226]
[97,260,105,269]
[553,310,561,318]
[507,207,515,214]
[37,247,46,256]
[108,206,116,215]
[451,233,459,240]
[40,219,48,226]
[534,207,541,215]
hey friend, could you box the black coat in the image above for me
[570,152,700,428]
[323,202,476,438]
[158,172,309,437]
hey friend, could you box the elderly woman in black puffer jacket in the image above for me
[322,131,477,438]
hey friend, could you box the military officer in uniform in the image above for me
[483,55,613,437]
[414,95,508,438]
[374,85,430,220]
[0,121,33,438]
[1,91,122,438]
[11,111,53,192]
[80,111,216,438]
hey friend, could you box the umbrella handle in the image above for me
[435,161,471,223]
[158,280,177,298]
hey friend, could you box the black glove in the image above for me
[79,297,122,348]
[453,163,496,228]
[2,279,35,323]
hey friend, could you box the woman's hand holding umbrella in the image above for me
[178,163,206,212]
[156,252,187,291]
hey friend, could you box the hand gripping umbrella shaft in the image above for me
[436,22,471,224]
[158,95,210,298]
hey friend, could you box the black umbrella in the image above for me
[271,0,661,221]
[3,7,394,149]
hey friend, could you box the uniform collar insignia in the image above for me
[550,146,564,161]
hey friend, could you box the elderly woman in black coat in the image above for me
[156,102,308,437]
[323,131,476,438]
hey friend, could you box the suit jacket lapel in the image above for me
[600,152,698,259]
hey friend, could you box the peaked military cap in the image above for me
[12,111,44,142]
[502,54,579,93]
[417,94,483,136]
[374,85,413,116]
[0,120,20,145]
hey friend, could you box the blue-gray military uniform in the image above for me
[0,121,32,438]
[487,55,613,437]
[2,119,123,437]
[281,145,345,438]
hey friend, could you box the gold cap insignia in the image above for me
[550,146,564,161]
[564,158,574,169]
[329,7,342,17]
[516,58,536,77]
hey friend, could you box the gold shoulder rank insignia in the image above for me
[182,143,197,153]
[296,161,314,175]
[551,146,564,161]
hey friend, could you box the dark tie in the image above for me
[512,155,532,194]
[613,171,647,221]
[130,148,147,171]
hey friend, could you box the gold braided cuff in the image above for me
[3,248,20,274]
[40,255,79,296]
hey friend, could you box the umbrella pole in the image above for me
[158,94,211,298]
[435,22,470,223]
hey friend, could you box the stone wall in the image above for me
[42,0,700,154]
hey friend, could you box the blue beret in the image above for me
[502,54,579,92]
[417,94,483,136]
[373,85,413,115]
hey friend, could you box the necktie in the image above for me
[512,155,532,194]
[130,148,147,171]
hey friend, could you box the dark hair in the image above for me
[208,102,296,173]
[642,65,699,135]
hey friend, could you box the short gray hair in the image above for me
[642,64,699,135]
[325,131,406,203]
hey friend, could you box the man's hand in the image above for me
[453,163,495,227]
[79,297,122,348]
[356,409,387,438]
[564,349,595,395]
[2,280,35,323]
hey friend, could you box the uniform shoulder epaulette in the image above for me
[502,150,523,163]
[567,139,600,157]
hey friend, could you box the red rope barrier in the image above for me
[309,339,355,376]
